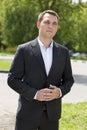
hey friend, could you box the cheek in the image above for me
[54,27,58,33]
[40,25,47,31]
[56,26,58,31]
[39,27,45,34]
[53,28,58,33]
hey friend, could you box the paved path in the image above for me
[0,55,14,61]
[63,60,87,103]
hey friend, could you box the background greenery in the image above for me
[0,0,87,53]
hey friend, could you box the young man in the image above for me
[7,10,74,130]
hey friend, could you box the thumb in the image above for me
[49,84,56,89]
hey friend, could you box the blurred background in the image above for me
[0,0,87,58]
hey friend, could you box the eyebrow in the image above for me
[44,19,58,23]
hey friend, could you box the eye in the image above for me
[53,22,58,26]
[44,20,50,24]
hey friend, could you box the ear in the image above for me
[37,21,40,29]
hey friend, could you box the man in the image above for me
[7,10,74,130]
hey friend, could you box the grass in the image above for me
[0,51,14,56]
[0,60,12,71]
[60,103,87,130]
[0,51,13,71]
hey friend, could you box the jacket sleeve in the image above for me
[7,45,37,102]
[59,49,74,97]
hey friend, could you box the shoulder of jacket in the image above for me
[54,41,68,51]
[18,39,37,49]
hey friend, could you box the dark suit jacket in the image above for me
[7,38,74,122]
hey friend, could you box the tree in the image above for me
[1,0,39,46]
[0,0,87,53]
[76,3,87,52]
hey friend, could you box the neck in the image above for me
[38,36,52,48]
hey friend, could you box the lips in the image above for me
[46,30,53,33]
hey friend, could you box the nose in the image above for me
[48,23,53,28]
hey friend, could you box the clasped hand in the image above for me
[36,84,60,101]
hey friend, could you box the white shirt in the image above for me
[38,37,53,76]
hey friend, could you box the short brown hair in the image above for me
[38,10,60,22]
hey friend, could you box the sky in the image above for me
[73,0,87,3]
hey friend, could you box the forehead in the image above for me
[42,13,58,22]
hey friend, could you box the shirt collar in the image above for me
[37,37,53,48]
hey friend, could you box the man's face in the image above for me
[37,13,58,39]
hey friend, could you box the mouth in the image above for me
[46,30,53,33]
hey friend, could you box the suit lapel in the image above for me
[48,42,59,77]
[31,39,47,76]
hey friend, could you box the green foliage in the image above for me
[54,3,81,46]
[0,0,87,52]
[0,0,39,46]
[76,4,87,52]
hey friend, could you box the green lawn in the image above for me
[60,103,87,130]
[0,52,13,71]
[0,60,12,71]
